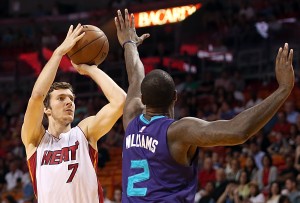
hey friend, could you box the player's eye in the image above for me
[58,97,64,101]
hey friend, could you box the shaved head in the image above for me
[141,69,175,108]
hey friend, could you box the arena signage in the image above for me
[134,3,201,28]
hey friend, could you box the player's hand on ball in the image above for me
[71,61,96,76]
[56,24,85,56]
[115,9,150,48]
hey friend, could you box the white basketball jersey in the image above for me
[27,126,103,203]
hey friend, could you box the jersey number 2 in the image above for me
[127,159,150,196]
[67,163,78,183]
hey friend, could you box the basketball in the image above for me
[67,25,109,66]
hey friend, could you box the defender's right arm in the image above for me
[21,24,84,158]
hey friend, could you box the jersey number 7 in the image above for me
[67,163,79,183]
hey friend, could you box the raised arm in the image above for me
[74,63,126,147]
[21,24,84,158]
[115,9,150,130]
[170,43,294,147]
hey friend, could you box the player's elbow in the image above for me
[235,131,250,145]
[227,120,255,144]
[118,92,126,108]
[113,92,126,113]
[230,128,253,145]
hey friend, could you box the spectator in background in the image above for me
[10,177,23,201]
[230,70,245,92]
[214,87,227,106]
[277,156,298,185]
[288,124,299,143]
[217,101,236,120]
[197,181,215,203]
[103,187,113,203]
[226,158,241,182]
[294,134,300,174]
[267,131,289,155]
[248,182,265,203]
[217,182,238,203]
[5,160,23,191]
[9,0,21,18]
[244,156,258,181]
[212,151,222,169]
[212,168,229,201]
[249,139,265,170]
[256,154,278,192]
[112,187,122,203]
[21,163,34,202]
[284,101,299,124]
[236,170,250,200]
[198,157,216,189]
[282,178,300,203]
[279,195,292,203]
[296,115,300,131]
[0,158,8,191]
[246,90,263,109]
[267,181,281,203]
[214,70,231,91]
[1,195,18,203]
[239,1,255,22]
[271,111,291,137]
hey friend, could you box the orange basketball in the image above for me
[67,25,109,66]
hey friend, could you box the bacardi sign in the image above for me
[134,4,201,28]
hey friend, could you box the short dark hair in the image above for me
[44,82,74,108]
[262,153,273,166]
[278,195,291,203]
[141,69,175,108]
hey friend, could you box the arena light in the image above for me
[134,3,201,28]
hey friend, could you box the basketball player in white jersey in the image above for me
[21,24,126,203]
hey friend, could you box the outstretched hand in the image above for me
[56,24,85,56]
[115,9,150,48]
[275,43,294,91]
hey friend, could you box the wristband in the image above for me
[122,40,136,49]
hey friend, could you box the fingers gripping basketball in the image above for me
[67,25,109,66]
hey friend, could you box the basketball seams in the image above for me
[68,34,106,58]
[87,39,108,65]
[67,25,108,65]
[82,30,102,33]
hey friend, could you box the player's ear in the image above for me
[44,107,51,116]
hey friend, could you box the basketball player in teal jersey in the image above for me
[115,9,294,202]
[22,24,126,203]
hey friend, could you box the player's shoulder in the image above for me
[171,116,207,126]
[72,125,85,135]
[169,117,207,134]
